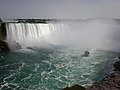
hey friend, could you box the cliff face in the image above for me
[0,22,7,40]
[0,23,3,40]
[0,40,10,52]
[0,21,10,52]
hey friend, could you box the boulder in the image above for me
[63,84,86,90]
[114,60,120,71]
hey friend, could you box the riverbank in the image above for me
[63,57,120,90]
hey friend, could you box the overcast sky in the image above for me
[0,0,120,19]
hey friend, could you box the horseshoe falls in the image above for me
[0,19,120,90]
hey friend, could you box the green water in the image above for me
[0,47,118,90]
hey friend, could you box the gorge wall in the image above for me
[0,20,9,52]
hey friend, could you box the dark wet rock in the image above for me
[0,19,7,40]
[63,84,86,90]
[0,40,10,52]
[87,71,120,90]
[0,18,2,22]
[1,23,7,39]
[114,61,120,71]
[27,47,33,50]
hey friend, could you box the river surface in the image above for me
[0,47,118,90]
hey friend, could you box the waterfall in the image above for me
[6,23,68,49]
[6,23,55,41]
[6,20,120,51]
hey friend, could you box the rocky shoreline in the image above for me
[63,58,120,90]
[86,59,120,90]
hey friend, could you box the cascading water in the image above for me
[6,23,67,49]
[0,19,120,90]
[6,19,120,51]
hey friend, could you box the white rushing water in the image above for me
[6,19,120,51]
[6,23,67,49]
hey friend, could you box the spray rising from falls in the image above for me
[6,19,120,51]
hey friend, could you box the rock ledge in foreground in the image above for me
[63,84,85,90]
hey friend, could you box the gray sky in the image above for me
[0,0,120,19]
